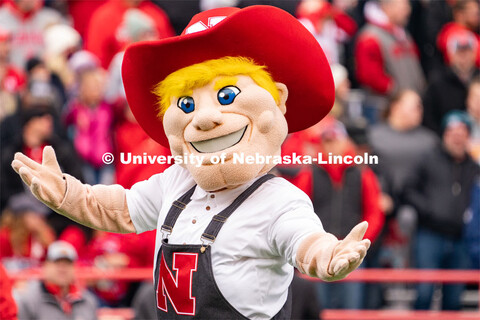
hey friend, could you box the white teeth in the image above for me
[190,126,247,153]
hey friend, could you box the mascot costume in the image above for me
[12,6,370,319]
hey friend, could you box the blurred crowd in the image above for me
[0,0,479,318]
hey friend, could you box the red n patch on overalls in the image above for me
[157,252,199,315]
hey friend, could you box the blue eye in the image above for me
[217,86,240,105]
[177,96,195,113]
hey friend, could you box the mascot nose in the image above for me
[192,106,223,131]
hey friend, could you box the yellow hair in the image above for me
[153,56,280,118]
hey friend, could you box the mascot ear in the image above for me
[275,82,288,115]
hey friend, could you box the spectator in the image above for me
[297,0,357,64]
[0,73,68,154]
[355,0,425,121]
[329,63,351,121]
[0,0,63,69]
[25,57,67,110]
[0,103,83,214]
[63,68,115,185]
[0,27,24,121]
[57,225,89,263]
[423,29,479,135]
[467,79,480,164]
[0,193,55,271]
[282,119,384,309]
[42,24,81,95]
[328,63,367,127]
[86,231,131,307]
[83,231,155,308]
[86,0,174,69]
[437,0,480,67]
[368,90,438,290]
[0,27,25,95]
[0,263,17,320]
[368,90,438,205]
[105,8,159,105]
[67,50,102,99]
[15,241,98,320]
[279,117,333,171]
[404,111,480,310]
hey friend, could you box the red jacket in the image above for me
[86,0,174,69]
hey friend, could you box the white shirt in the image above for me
[126,164,324,319]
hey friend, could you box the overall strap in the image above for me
[201,174,275,246]
[160,184,197,237]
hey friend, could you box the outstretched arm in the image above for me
[11,146,135,234]
[296,222,370,281]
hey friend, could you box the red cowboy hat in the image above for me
[122,5,334,147]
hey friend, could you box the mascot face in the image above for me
[123,7,335,189]
[163,74,288,191]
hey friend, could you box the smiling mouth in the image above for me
[190,126,247,153]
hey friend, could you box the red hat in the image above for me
[122,5,334,147]
[447,28,478,54]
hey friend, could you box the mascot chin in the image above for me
[12,6,370,319]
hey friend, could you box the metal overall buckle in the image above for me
[161,225,173,240]
[200,234,215,253]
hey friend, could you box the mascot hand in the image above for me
[327,221,370,280]
[296,221,370,281]
[11,146,66,209]
[12,146,133,233]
